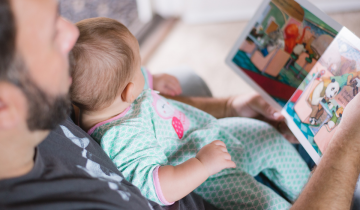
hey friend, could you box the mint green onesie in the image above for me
[89,68,310,210]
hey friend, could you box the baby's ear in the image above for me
[121,82,135,103]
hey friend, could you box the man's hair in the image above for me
[70,17,136,111]
[0,0,16,78]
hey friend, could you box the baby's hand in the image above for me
[196,140,236,176]
[153,73,182,96]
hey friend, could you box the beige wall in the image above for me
[152,0,360,24]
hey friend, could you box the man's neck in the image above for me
[0,125,48,180]
[0,131,39,180]
[80,100,131,132]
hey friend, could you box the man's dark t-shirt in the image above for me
[0,118,217,210]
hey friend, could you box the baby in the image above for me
[70,17,310,210]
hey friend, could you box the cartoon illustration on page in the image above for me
[284,29,360,157]
[231,0,337,106]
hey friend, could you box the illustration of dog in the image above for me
[308,78,340,125]
[324,106,344,129]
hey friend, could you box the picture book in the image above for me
[226,0,360,164]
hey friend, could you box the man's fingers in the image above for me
[251,97,284,121]
[283,134,299,144]
[267,120,298,143]
[277,121,299,143]
[272,112,284,121]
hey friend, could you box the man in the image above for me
[0,1,283,209]
[0,0,359,209]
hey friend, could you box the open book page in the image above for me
[283,27,360,164]
[226,0,342,111]
[225,0,344,164]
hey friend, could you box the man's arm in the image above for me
[164,93,298,143]
[164,93,282,120]
[292,94,360,210]
[291,131,360,209]
[163,95,230,119]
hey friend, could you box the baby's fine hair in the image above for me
[70,17,135,111]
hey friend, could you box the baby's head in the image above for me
[70,17,144,112]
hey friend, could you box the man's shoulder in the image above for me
[40,118,103,157]
[40,117,125,172]
[0,117,156,210]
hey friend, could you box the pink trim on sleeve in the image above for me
[146,68,153,89]
[87,106,131,135]
[153,166,174,205]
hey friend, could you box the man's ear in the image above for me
[121,82,135,103]
[0,83,24,130]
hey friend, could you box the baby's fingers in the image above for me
[220,147,228,153]
[163,86,177,96]
[165,84,180,96]
[166,79,182,95]
[172,80,182,95]
[212,140,226,147]
[223,152,232,161]
[167,75,182,89]
[224,160,236,169]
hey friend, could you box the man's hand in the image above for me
[227,93,298,143]
[195,140,236,176]
[153,73,182,96]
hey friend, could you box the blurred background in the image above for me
[60,0,360,98]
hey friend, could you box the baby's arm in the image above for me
[159,140,236,203]
[99,119,234,204]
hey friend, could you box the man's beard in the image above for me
[8,56,72,131]
[23,80,71,131]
